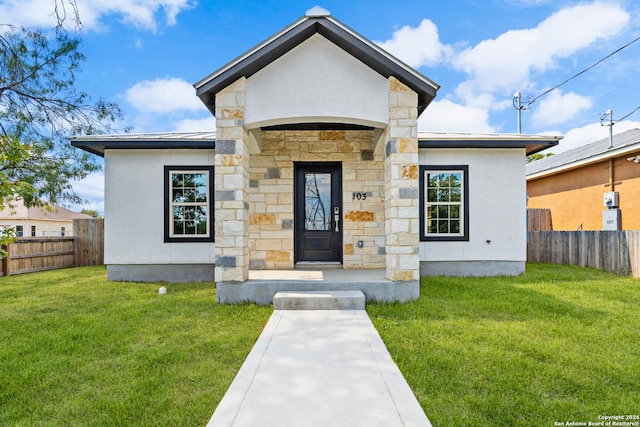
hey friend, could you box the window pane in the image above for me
[185,221,196,234]
[450,220,460,234]
[184,188,196,203]
[438,220,449,233]
[449,173,461,187]
[174,220,184,235]
[196,220,207,235]
[173,189,184,203]
[194,173,207,188]
[428,220,438,234]
[438,205,449,219]
[173,206,184,220]
[183,174,196,187]
[437,189,449,202]
[428,173,439,188]
[172,173,183,188]
[304,172,331,231]
[450,187,461,202]
[185,206,195,220]
[196,187,207,202]
[195,206,207,223]
[450,205,460,219]
[427,188,436,202]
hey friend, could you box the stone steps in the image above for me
[273,290,366,310]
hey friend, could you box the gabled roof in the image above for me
[0,199,93,222]
[70,131,217,157]
[194,7,439,117]
[418,131,562,156]
[526,128,640,179]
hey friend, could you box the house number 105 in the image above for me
[352,192,367,201]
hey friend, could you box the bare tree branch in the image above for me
[53,0,83,32]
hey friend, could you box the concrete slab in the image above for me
[207,310,432,427]
[273,290,366,310]
[217,269,420,305]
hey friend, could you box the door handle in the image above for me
[334,207,340,233]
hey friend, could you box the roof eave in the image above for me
[418,138,559,156]
[71,139,216,158]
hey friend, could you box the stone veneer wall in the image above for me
[248,129,386,270]
[384,77,420,281]
[214,78,250,282]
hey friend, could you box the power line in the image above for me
[529,33,640,104]
[618,105,640,122]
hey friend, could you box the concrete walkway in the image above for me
[207,308,432,426]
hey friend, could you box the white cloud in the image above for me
[547,120,640,153]
[376,19,451,68]
[124,77,204,113]
[418,99,495,133]
[452,2,629,103]
[0,0,195,31]
[173,117,217,132]
[531,90,593,127]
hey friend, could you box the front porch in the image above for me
[216,268,419,305]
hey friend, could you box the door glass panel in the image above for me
[304,172,331,231]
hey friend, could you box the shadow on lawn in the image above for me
[369,270,606,323]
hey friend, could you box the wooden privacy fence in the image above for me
[1,218,103,276]
[74,218,104,268]
[527,231,640,279]
[527,208,553,231]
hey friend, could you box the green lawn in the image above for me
[0,267,271,426]
[368,263,640,426]
[1,264,638,426]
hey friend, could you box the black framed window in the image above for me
[419,165,469,241]
[164,166,214,243]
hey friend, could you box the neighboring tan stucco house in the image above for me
[71,7,560,304]
[0,199,92,237]
[527,128,640,231]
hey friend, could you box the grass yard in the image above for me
[1,264,638,426]
[368,263,640,426]
[0,267,272,426]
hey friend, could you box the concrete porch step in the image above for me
[273,290,366,310]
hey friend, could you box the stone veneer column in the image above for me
[384,77,420,281]
[214,77,250,283]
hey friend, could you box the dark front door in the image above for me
[294,163,342,263]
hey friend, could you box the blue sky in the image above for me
[2,0,640,213]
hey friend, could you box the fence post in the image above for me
[1,244,11,276]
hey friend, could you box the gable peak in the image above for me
[306,6,330,17]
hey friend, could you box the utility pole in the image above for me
[512,92,532,134]
[600,109,615,149]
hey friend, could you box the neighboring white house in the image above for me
[70,7,560,303]
[0,199,92,237]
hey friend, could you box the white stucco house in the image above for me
[71,7,560,304]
